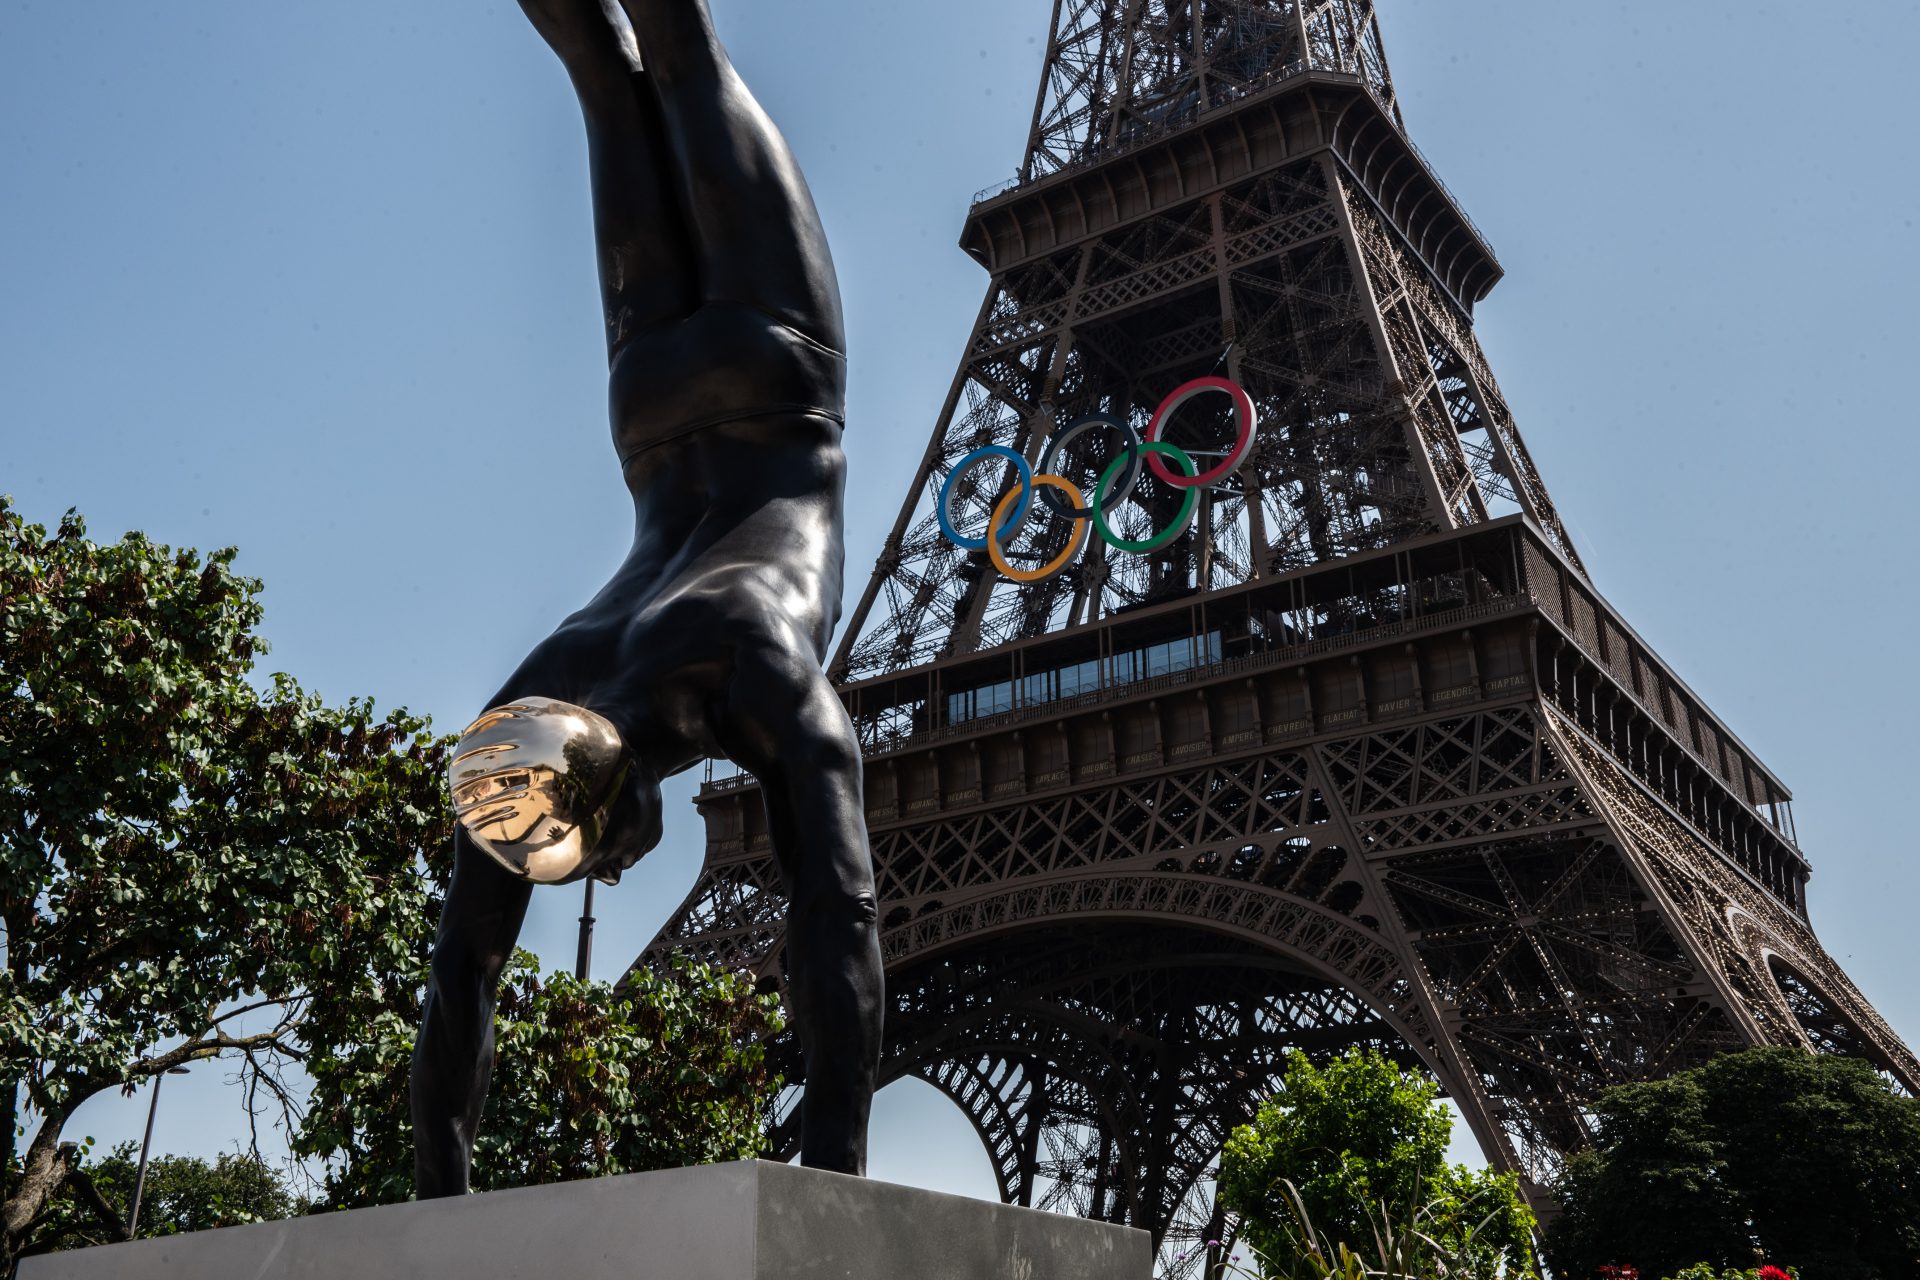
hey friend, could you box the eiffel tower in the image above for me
[636,2,1919,1271]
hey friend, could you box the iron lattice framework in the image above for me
[634,4,1917,1274]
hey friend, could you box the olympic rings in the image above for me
[988,475,1089,582]
[1145,376,1257,487]
[936,377,1259,580]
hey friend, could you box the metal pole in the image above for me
[127,1067,179,1239]
[574,878,597,981]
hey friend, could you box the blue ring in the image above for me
[938,446,1035,551]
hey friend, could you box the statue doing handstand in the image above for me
[410,0,883,1194]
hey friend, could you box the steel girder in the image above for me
[832,131,1576,682]
[1013,0,1399,187]
[844,158,1435,680]
[642,698,1918,1273]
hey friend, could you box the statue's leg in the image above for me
[412,613,635,1194]
[599,0,870,1168]
[615,0,846,348]
[410,828,534,1197]
[518,0,698,350]
[720,637,883,1175]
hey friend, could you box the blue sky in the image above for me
[5,0,1918,1200]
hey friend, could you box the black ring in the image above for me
[1037,413,1144,521]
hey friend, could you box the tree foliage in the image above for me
[298,951,783,1206]
[0,499,450,1266]
[1218,1049,1537,1279]
[27,1142,304,1254]
[1547,1047,1920,1280]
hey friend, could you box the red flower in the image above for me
[1758,1267,1791,1280]
[1597,1266,1640,1280]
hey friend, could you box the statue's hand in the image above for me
[579,759,664,886]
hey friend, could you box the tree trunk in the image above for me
[1,1083,15,1210]
[63,1165,126,1242]
[2,1108,74,1272]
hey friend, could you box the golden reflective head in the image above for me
[448,697,629,884]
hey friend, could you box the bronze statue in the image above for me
[411,0,883,1192]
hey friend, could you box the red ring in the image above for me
[1144,377,1257,488]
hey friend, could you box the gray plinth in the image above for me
[19,1159,1151,1279]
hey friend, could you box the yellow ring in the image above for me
[987,475,1088,583]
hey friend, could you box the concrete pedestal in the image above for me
[19,1159,1151,1279]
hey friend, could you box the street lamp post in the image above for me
[127,1066,189,1239]
[575,879,596,981]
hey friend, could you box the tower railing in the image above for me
[702,592,1534,794]
[968,62,1494,265]
[972,56,1307,205]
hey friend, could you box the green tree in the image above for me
[1,501,787,1270]
[28,1143,304,1253]
[298,950,783,1206]
[0,499,450,1269]
[1547,1047,1920,1280]
[1218,1049,1538,1278]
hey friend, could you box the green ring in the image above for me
[1091,441,1199,553]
